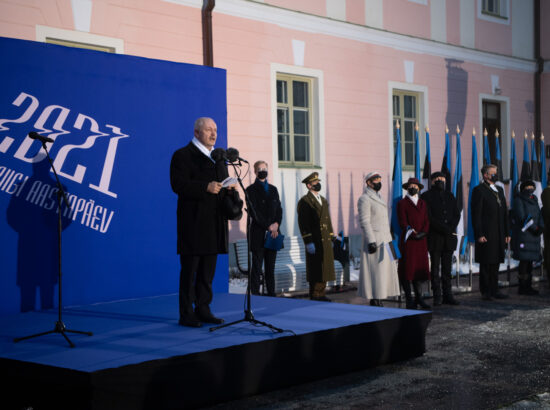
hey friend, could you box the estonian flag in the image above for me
[421,126,432,191]
[520,132,531,182]
[509,131,519,210]
[442,126,452,192]
[541,136,547,189]
[468,130,480,244]
[531,133,542,204]
[494,130,504,188]
[390,120,403,259]
[414,124,421,180]
[452,126,465,255]
[483,128,492,166]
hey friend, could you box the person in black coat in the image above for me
[245,161,283,296]
[170,117,235,327]
[471,164,510,300]
[420,172,461,305]
[511,180,544,295]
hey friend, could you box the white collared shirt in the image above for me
[489,183,498,192]
[312,192,322,205]
[192,137,214,162]
[406,193,419,205]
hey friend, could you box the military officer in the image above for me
[297,172,336,301]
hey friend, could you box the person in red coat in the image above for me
[397,177,431,309]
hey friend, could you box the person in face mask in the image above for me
[297,172,336,301]
[511,180,543,295]
[397,177,431,309]
[245,161,283,296]
[420,172,461,306]
[357,172,400,306]
[471,164,510,300]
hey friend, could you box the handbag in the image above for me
[264,231,284,251]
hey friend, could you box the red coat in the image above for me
[397,196,430,281]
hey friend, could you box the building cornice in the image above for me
[164,0,536,73]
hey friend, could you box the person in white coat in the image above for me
[357,172,401,306]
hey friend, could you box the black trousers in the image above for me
[518,260,533,281]
[479,263,499,296]
[429,250,453,297]
[179,254,217,318]
[250,248,277,296]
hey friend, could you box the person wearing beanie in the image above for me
[357,172,400,307]
[511,180,544,295]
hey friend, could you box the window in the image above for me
[392,90,420,169]
[45,38,115,53]
[481,0,508,19]
[277,74,313,166]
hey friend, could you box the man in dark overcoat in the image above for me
[471,164,510,300]
[421,172,461,305]
[297,172,335,301]
[170,117,231,327]
[245,160,283,296]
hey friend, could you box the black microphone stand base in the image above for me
[14,321,93,348]
[209,309,284,333]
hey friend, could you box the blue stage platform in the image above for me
[1,293,431,409]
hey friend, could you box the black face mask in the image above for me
[372,182,382,192]
[407,187,418,196]
[489,174,498,183]
[257,170,268,180]
[312,183,321,192]
[434,180,445,191]
[523,188,535,196]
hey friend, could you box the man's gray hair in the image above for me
[481,164,497,175]
[194,117,213,131]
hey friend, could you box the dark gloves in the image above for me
[528,226,543,236]
[368,242,377,254]
[413,232,427,240]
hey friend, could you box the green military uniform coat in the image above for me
[297,191,336,283]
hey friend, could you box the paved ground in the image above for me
[210,275,550,410]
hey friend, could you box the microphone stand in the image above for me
[14,139,92,348]
[210,159,283,333]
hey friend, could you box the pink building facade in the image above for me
[1,0,548,253]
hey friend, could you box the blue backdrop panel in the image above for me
[0,37,228,315]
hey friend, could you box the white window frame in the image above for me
[270,63,324,177]
[388,82,429,181]
[36,25,124,53]
[479,94,511,179]
[478,0,510,25]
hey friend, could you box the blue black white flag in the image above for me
[421,126,432,191]
[442,126,452,192]
[468,130,480,244]
[391,120,403,258]
[509,131,519,210]
[520,132,531,182]
[452,126,465,255]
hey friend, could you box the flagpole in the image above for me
[455,124,461,289]
[468,128,481,291]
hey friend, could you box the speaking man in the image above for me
[170,117,231,327]
[471,164,510,300]
[297,172,335,301]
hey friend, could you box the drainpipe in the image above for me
[534,0,542,139]
[202,0,215,67]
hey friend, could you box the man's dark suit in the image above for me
[421,187,460,302]
[471,181,509,297]
[245,178,283,296]
[170,142,228,320]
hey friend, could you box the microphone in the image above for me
[28,131,54,144]
[211,147,226,162]
[226,147,248,163]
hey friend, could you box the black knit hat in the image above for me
[520,180,535,191]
